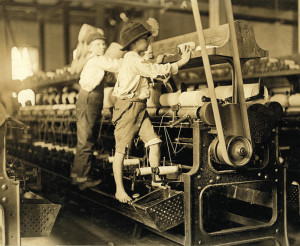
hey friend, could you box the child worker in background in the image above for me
[71,32,123,190]
[112,21,191,203]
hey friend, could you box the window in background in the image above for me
[11,46,39,81]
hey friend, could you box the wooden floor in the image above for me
[20,199,300,246]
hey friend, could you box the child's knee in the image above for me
[145,138,162,148]
[149,143,160,151]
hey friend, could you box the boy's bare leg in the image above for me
[149,144,163,187]
[113,152,132,203]
[149,143,160,167]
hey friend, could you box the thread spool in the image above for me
[179,90,208,107]
[66,104,76,110]
[244,83,260,98]
[157,107,174,117]
[108,157,140,166]
[270,87,291,94]
[68,91,77,104]
[286,107,300,115]
[54,94,62,104]
[214,84,268,102]
[47,93,57,105]
[177,107,200,119]
[177,42,196,54]
[215,86,232,100]
[270,94,289,107]
[124,159,140,166]
[288,93,300,107]
[155,166,179,175]
[35,94,43,105]
[103,87,117,108]
[62,93,68,104]
[245,85,269,106]
[159,92,180,106]
[53,104,65,110]
[244,84,268,101]
[136,167,153,176]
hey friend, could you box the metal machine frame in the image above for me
[3,0,293,245]
[0,118,21,246]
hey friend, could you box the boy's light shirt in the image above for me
[113,51,178,100]
[79,54,123,92]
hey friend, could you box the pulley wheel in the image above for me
[210,136,252,167]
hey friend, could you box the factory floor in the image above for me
[20,198,300,246]
[21,199,177,246]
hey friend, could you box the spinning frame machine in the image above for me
[2,0,293,245]
[0,104,61,246]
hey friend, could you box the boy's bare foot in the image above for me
[115,191,132,203]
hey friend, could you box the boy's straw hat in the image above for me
[120,22,151,51]
[104,42,126,59]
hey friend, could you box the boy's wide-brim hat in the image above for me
[120,22,151,51]
[104,42,126,59]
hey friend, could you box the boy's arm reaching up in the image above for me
[94,56,123,73]
[134,47,191,79]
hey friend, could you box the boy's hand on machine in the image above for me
[181,46,191,64]
[176,46,191,68]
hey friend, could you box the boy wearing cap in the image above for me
[112,22,191,203]
[71,32,123,190]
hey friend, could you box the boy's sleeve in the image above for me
[94,56,123,73]
[134,57,178,80]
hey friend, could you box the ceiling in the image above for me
[1,0,297,10]
[232,0,297,11]
[1,0,299,24]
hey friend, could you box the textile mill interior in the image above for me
[0,0,300,245]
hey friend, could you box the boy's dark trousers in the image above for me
[71,84,103,182]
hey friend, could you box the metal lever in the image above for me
[169,115,191,128]
[0,103,29,130]
[6,115,30,130]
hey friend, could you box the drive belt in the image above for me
[191,0,252,166]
